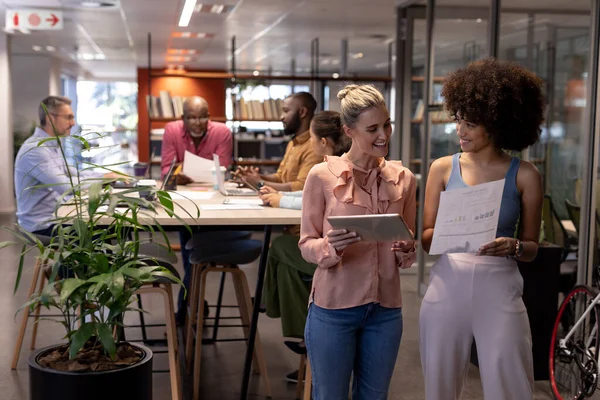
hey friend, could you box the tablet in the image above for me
[327,213,413,242]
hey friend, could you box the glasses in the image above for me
[184,116,209,123]
[51,113,76,121]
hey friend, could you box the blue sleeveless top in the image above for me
[445,153,521,238]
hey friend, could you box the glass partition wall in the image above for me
[397,1,596,296]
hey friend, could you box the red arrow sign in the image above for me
[46,13,59,27]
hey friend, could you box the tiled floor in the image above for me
[0,213,558,399]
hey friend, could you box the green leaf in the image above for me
[156,191,174,213]
[36,136,61,147]
[0,241,16,249]
[13,244,27,295]
[121,267,151,281]
[94,253,110,274]
[87,273,112,284]
[151,270,183,285]
[69,322,95,359]
[87,182,103,216]
[72,219,89,245]
[59,278,87,304]
[107,272,125,300]
[97,324,117,359]
[70,134,91,151]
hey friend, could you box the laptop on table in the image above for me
[212,154,258,197]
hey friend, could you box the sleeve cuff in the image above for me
[319,237,343,268]
[396,242,418,268]
[279,195,294,209]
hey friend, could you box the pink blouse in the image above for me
[299,155,417,310]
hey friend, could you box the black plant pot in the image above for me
[29,343,153,400]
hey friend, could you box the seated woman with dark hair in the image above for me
[260,110,350,383]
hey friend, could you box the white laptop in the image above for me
[212,154,258,196]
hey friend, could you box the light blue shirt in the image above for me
[279,190,303,210]
[14,127,100,232]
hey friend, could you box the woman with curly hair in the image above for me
[419,58,545,400]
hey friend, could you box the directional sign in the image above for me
[5,9,63,31]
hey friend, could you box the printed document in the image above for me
[183,151,213,183]
[429,179,505,255]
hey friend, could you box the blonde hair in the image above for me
[337,84,386,128]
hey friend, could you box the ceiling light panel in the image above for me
[179,0,197,27]
[171,32,214,39]
[194,4,235,14]
[167,49,198,55]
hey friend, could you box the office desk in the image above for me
[59,187,301,399]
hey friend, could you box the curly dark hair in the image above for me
[441,57,545,151]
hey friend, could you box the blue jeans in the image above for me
[305,302,403,400]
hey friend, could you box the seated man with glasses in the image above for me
[160,96,232,184]
[160,96,233,324]
[14,95,114,237]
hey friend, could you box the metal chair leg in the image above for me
[136,294,148,342]
[211,271,227,341]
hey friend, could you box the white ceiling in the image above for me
[0,0,593,80]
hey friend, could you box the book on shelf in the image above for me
[150,128,165,141]
[412,107,453,123]
[231,97,283,121]
[146,91,188,119]
[413,99,424,121]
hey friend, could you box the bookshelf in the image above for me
[409,75,457,174]
[137,65,394,165]
[138,68,228,163]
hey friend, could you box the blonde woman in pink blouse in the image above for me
[298,84,417,400]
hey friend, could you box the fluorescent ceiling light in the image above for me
[168,49,197,54]
[179,0,197,27]
[171,32,213,39]
[211,4,224,13]
[81,1,102,7]
[46,45,56,52]
[195,4,233,14]
[32,45,42,51]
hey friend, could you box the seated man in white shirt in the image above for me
[14,96,112,236]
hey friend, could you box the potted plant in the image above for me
[2,114,195,400]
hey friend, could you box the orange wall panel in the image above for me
[137,68,226,162]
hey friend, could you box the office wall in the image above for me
[11,54,53,133]
[0,33,14,213]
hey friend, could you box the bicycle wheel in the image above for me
[550,285,600,399]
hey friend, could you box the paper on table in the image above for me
[199,204,265,211]
[170,191,216,200]
[223,198,264,205]
[183,151,214,183]
[429,179,505,255]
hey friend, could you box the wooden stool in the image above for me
[184,239,272,400]
[11,235,55,369]
[133,275,182,400]
[124,252,182,400]
[297,356,312,400]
